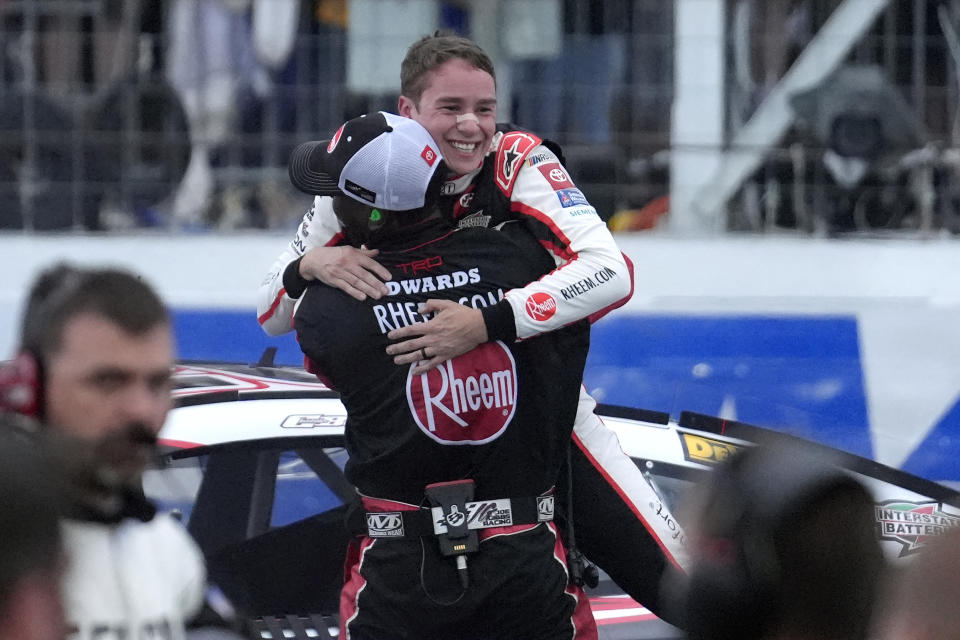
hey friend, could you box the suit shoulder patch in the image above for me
[495,132,541,196]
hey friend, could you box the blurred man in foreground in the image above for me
[667,442,884,640]
[3,264,210,640]
[873,525,960,640]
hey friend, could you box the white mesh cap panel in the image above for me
[338,112,442,211]
[340,132,391,205]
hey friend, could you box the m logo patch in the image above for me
[367,512,404,537]
[537,496,555,521]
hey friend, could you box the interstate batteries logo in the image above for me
[876,500,960,556]
[406,341,517,445]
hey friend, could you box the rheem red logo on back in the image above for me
[407,341,517,444]
[525,292,557,321]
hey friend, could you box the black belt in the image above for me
[365,495,555,539]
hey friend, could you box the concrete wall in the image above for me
[3,232,959,480]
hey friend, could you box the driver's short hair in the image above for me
[400,32,496,105]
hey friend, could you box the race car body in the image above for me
[147,362,960,640]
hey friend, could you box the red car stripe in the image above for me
[157,438,201,449]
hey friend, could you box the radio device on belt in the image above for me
[425,479,478,589]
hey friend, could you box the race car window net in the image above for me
[145,443,351,531]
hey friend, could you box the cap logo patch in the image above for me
[328,124,345,152]
[344,179,377,204]
[421,146,438,166]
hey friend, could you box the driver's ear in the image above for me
[397,95,416,118]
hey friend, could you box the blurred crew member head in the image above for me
[288,111,447,246]
[668,442,884,640]
[0,417,65,640]
[396,33,497,176]
[13,264,172,520]
[874,526,960,640]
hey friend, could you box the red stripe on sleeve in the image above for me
[588,251,634,324]
[257,287,287,325]
[512,201,577,261]
[572,430,684,570]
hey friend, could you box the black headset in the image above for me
[1,265,85,419]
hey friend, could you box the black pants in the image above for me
[341,522,597,640]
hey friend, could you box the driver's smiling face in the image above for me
[399,58,497,176]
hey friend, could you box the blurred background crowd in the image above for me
[1,0,959,236]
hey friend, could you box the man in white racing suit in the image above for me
[257,33,688,621]
[7,265,212,640]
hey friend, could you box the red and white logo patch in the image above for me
[495,132,539,195]
[421,145,438,166]
[525,292,557,321]
[407,341,517,445]
[327,124,345,152]
[538,163,574,190]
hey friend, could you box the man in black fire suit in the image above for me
[293,112,598,640]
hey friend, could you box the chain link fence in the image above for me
[0,0,957,234]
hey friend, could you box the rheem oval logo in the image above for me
[406,341,517,445]
[525,292,557,321]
